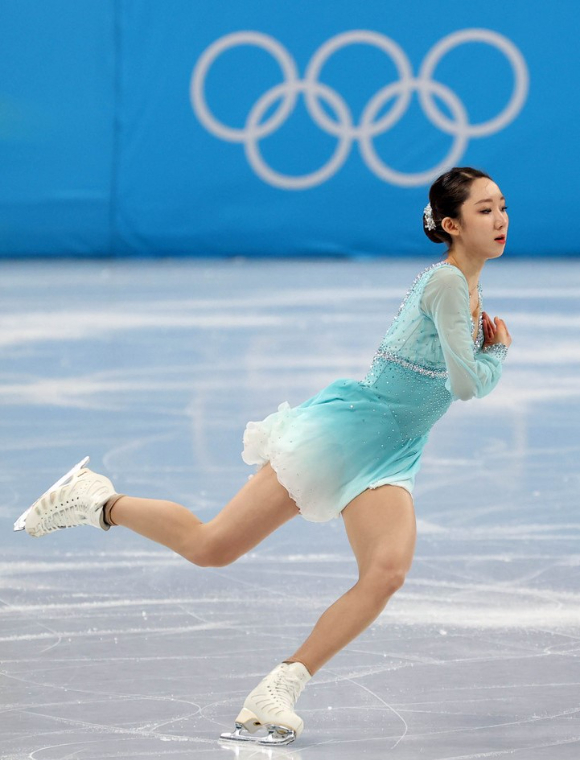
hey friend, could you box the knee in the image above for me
[181,527,237,568]
[359,563,408,604]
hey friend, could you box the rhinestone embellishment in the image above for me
[374,350,448,379]
[482,342,508,361]
[423,203,436,231]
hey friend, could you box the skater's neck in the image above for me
[444,251,484,295]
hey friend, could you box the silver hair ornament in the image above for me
[423,203,436,231]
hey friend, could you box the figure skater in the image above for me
[15,167,511,746]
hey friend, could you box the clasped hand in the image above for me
[482,311,512,348]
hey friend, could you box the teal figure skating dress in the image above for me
[242,263,508,521]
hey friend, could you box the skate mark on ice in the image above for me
[433,733,580,759]
[399,705,580,742]
[0,619,231,644]
[29,742,87,760]
[0,667,204,727]
[36,621,64,655]
[324,666,408,749]
[19,709,209,746]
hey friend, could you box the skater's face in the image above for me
[444,177,509,260]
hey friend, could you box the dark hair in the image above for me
[423,166,492,246]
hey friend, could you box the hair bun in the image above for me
[423,203,443,244]
[423,215,444,244]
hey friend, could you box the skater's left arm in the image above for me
[421,267,510,401]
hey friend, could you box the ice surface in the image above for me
[1,258,579,759]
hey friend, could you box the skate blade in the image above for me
[13,456,90,532]
[219,722,296,746]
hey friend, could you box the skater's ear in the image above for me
[440,216,461,239]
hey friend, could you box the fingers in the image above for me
[492,316,512,345]
[482,311,495,343]
[483,313,512,348]
[494,316,511,336]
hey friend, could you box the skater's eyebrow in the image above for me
[474,196,505,204]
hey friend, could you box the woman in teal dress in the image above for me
[17,167,512,746]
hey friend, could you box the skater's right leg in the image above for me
[107,463,299,567]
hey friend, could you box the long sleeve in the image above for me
[420,266,506,401]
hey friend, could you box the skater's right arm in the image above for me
[420,266,509,402]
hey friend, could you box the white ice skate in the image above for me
[13,456,116,536]
[220,662,311,746]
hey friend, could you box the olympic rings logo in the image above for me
[190,29,529,189]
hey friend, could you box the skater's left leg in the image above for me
[108,463,299,565]
[21,461,299,565]
[284,484,416,675]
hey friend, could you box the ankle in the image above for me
[103,494,125,527]
[282,659,313,678]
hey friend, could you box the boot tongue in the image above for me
[283,662,311,688]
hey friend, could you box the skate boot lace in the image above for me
[268,670,304,711]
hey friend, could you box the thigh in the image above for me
[204,464,300,560]
[342,485,417,577]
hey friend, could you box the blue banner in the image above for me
[0,1,578,256]
[0,0,115,256]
